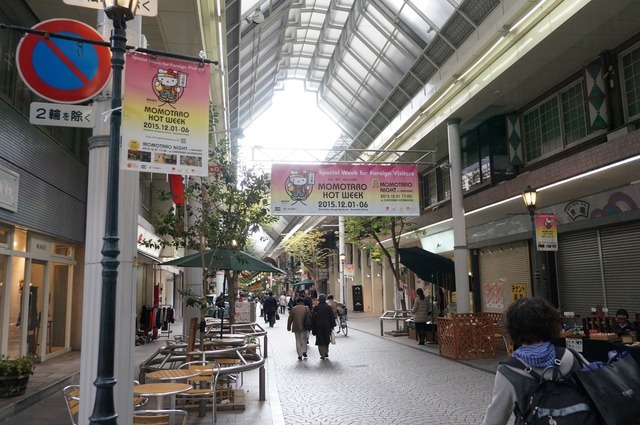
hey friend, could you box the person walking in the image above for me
[482,297,591,425]
[263,291,278,327]
[279,293,287,315]
[411,288,430,345]
[311,293,336,360]
[326,294,340,318]
[287,297,311,360]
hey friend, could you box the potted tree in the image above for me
[0,354,35,398]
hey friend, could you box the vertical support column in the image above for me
[338,216,345,304]
[447,118,470,314]
[80,12,141,425]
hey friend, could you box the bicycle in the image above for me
[336,306,348,336]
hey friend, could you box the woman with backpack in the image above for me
[482,297,595,425]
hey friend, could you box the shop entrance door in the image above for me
[26,261,46,357]
[48,263,70,355]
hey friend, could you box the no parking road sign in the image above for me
[16,19,112,104]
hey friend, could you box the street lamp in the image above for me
[90,1,138,424]
[522,186,542,298]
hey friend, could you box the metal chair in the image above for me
[493,324,513,355]
[63,381,149,425]
[62,385,80,425]
[176,361,221,423]
[132,409,187,425]
[133,380,150,409]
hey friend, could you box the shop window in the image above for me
[13,228,27,252]
[523,80,589,162]
[52,243,73,258]
[0,226,9,247]
[420,167,449,208]
[620,43,640,121]
[459,116,507,193]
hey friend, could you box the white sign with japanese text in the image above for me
[29,102,95,128]
[62,0,158,17]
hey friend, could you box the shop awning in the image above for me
[398,247,455,291]
[161,247,285,274]
[292,278,314,289]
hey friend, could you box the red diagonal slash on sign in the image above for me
[41,38,92,86]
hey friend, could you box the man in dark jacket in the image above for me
[263,292,279,327]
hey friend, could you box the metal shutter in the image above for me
[479,241,531,312]
[600,222,640,313]
[557,230,602,317]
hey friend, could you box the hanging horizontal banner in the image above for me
[535,213,558,251]
[270,164,420,216]
[121,52,210,176]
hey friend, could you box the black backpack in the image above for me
[499,347,599,425]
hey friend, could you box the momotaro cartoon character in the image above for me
[285,171,314,204]
[154,68,182,104]
[544,216,553,229]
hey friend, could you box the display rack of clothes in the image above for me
[138,305,175,342]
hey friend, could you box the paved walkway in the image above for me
[0,311,512,424]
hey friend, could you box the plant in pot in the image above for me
[0,354,36,398]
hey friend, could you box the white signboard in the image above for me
[30,102,95,128]
[234,302,253,323]
[63,0,158,17]
[565,338,583,353]
[0,166,18,212]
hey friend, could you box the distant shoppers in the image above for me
[326,294,340,318]
[279,293,287,315]
[311,293,336,359]
[287,297,311,360]
[614,308,637,336]
[300,290,313,312]
[482,297,588,425]
[411,288,430,345]
[263,292,278,327]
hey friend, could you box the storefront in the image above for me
[478,240,531,313]
[557,220,640,318]
[136,220,181,338]
[0,226,76,361]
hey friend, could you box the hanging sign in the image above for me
[270,164,420,216]
[62,0,158,17]
[535,213,558,251]
[29,102,95,128]
[16,19,111,104]
[344,263,354,280]
[121,52,210,176]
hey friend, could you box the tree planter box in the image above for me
[0,374,31,398]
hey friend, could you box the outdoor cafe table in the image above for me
[146,368,201,382]
[133,382,192,410]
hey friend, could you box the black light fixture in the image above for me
[522,186,542,298]
[90,1,138,423]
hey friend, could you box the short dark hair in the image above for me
[616,308,629,318]
[505,297,560,346]
[327,294,334,299]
